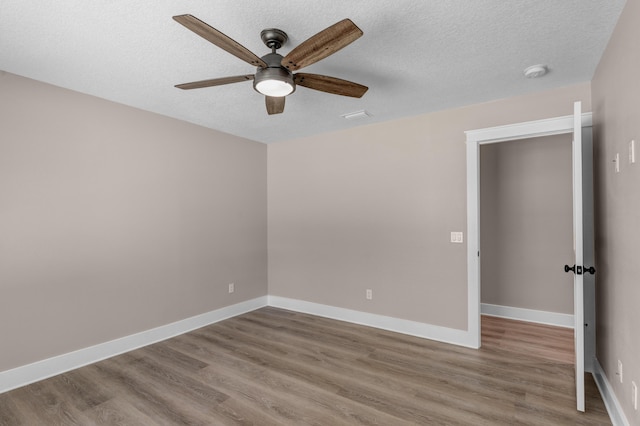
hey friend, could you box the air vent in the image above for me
[341,110,372,120]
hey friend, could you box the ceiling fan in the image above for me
[173,15,368,115]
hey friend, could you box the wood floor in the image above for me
[481,314,575,365]
[0,308,611,425]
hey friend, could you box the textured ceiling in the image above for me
[0,1,626,143]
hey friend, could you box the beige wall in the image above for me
[268,83,590,330]
[0,68,602,385]
[592,0,640,422]
[0,72,268,372]
[480,135,574,314]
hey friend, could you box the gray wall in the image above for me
[0,71,601,383]
[0,72,268,373]
[268,83,591,331]
[592,0,640,422]
[480,135,574,314]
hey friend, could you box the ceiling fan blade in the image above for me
[173,14,267,68]
[294,73,368,98]
[175,74,254,90]
[266,96,285,115]
[281,19,363,71]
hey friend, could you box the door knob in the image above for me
[564,264,595,275]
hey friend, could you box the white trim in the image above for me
[481,303,574,328]
[593,358,631,426]
[465,111,593,350]
[466,139,481,348]
[0,296,268,394]
[465,113,593,144]
[268,296,476,348]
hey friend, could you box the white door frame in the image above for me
[464,112,593,349]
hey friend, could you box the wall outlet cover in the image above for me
[450,232,464,243]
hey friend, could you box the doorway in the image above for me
[464,110,593,349]
[479,135,574,333]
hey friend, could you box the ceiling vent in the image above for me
[341,110,372,120]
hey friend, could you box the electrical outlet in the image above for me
[366,289,373,300]
[228,283,235,294]
[632,381,638,410]
[618,360,623,383]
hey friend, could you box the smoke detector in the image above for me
[524,64,548,79]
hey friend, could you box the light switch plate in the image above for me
[630,140,636,164]
[450,232,463,243]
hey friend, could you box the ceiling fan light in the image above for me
[255,79,294,97]
[253,66,295,97]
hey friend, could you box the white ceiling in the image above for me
[0,1,626,143]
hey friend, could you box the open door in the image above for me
[571,101,586,412]
[566,101,596,412]
[564,102,596,411]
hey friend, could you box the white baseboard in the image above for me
[593,358,630,426]
[5,297,545,395]
[0,296,268,394]
[481,303,574,328]
[268,296,475,348]
[2,295,626,426]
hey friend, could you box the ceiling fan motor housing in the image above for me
[253,53,296,96]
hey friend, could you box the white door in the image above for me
[571,101,586,412]
[569,101,597,412]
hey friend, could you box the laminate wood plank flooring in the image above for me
[481,314,575,364]
[0,308,611,425]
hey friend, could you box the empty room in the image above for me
[1,1,638,425]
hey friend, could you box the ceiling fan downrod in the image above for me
[260,28,288,51]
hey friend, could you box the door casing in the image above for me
[465,111,593,349]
